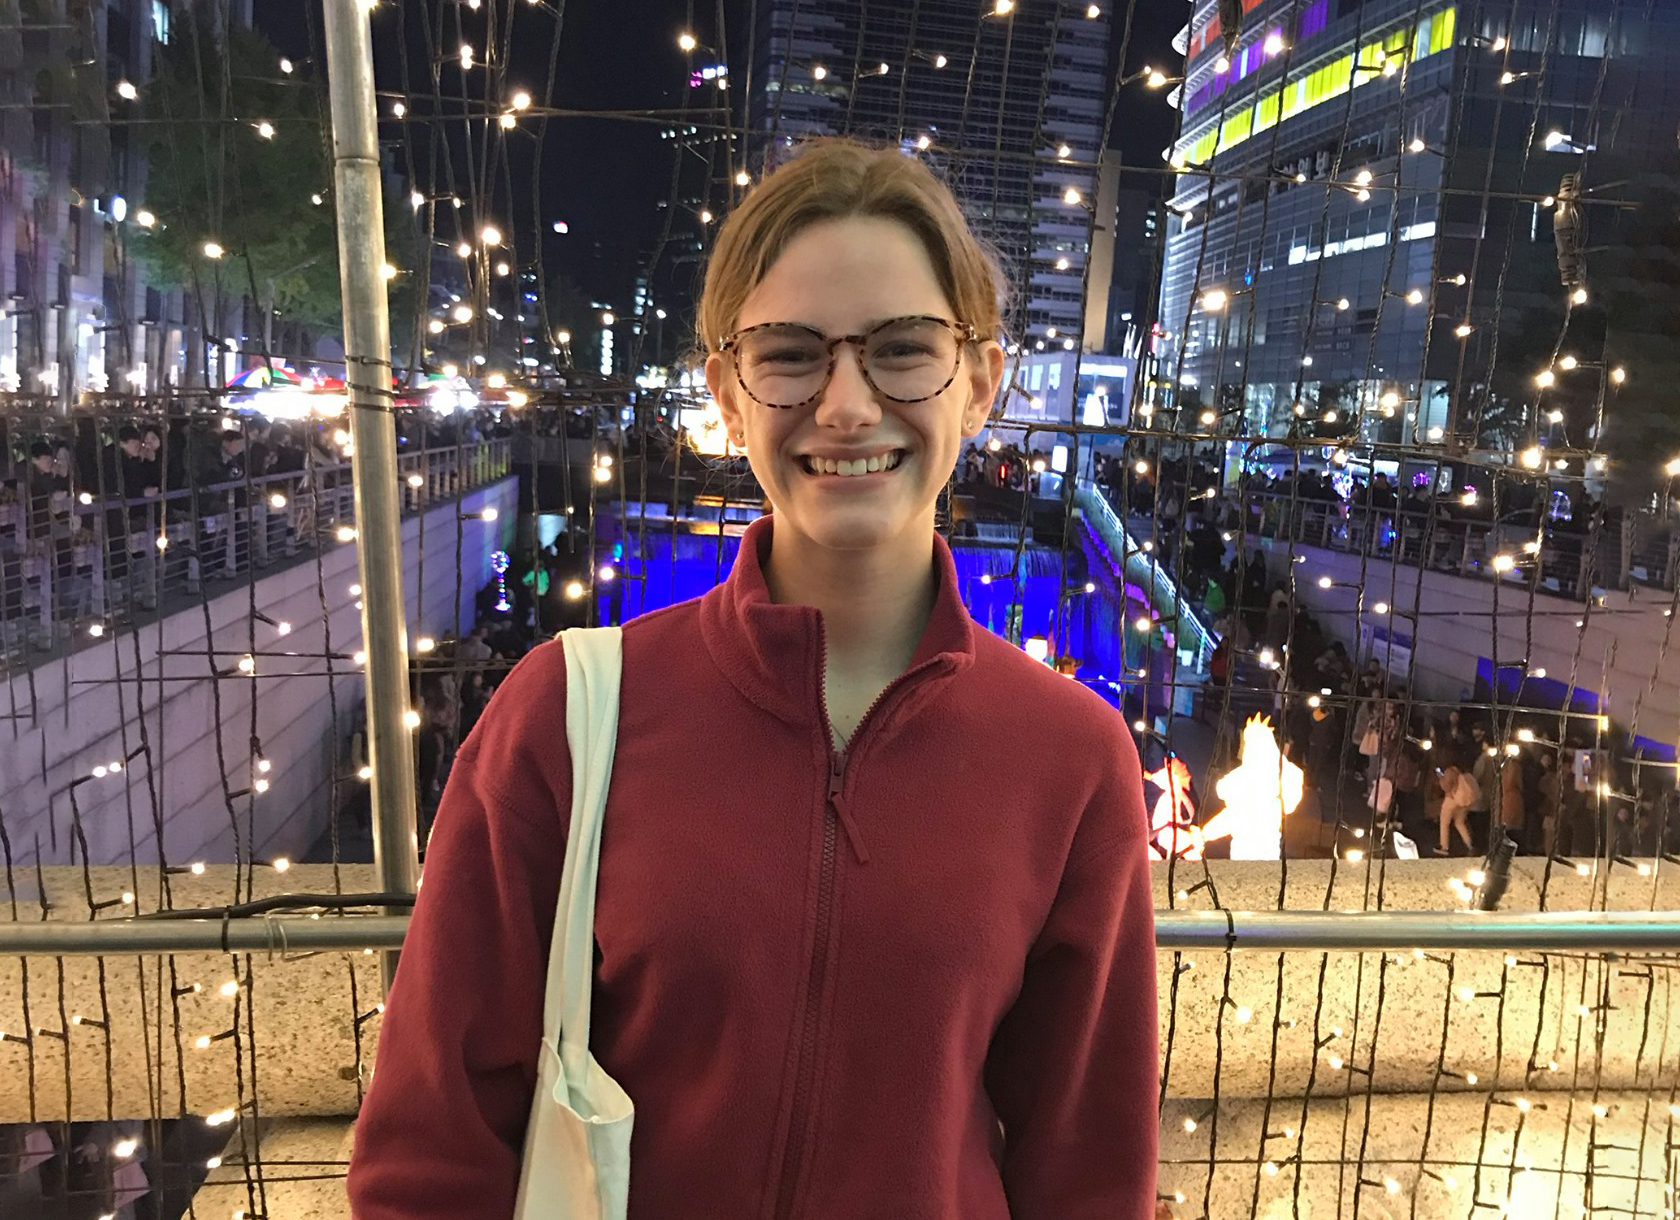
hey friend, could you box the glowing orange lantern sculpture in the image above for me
[1199,716,1304,860]
[1144,756,1203,860]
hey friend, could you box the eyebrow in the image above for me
[771,315,937,336]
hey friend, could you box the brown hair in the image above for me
[694,138,1008,356]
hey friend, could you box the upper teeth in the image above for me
[810,452,901,477]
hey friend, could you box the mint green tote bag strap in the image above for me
[512,626,635,1219]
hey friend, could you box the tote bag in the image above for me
[512,626,635,1220]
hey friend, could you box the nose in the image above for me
[811,342,882,433]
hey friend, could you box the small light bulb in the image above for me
[255,120,275,139]
[404,710,422,729]
[219,980,239,998]
[116,80,138,100]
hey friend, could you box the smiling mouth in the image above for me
[799,450,907,478]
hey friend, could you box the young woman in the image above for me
[1438,763,1480,855]
[346,139,1159,1219]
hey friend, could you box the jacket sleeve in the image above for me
[346,641,570,1219]
[984,731,1159,1220]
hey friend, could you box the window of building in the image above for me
[152,0,170,45]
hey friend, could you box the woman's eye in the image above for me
[759,348,819,365]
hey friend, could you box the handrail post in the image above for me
[322,0,420,996]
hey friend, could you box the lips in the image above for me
[799,450,907,478]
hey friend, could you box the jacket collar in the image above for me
[699,515,977,728]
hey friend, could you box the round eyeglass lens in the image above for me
[737,317,961,406]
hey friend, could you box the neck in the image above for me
[763,523,938,674]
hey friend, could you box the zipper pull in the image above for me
[827,752,870,865]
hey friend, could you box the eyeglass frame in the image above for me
[716,314,981,410]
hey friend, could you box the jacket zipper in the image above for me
[772,628,936,1220]
[771,749,844,1220]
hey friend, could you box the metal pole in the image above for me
[321,0,419,995]
[3,911,1679,957]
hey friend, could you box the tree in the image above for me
[1594,175,1680,495]
[133,13,417,377]
[541,270,603,372]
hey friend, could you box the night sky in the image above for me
[252,0,1179,330]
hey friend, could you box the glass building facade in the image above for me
[1157,0,1680,451]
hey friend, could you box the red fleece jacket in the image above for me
[347,517,1158,1220]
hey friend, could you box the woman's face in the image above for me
[708,216,1004,559]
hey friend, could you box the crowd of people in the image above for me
[1191,555,1678,861]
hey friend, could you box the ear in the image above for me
[706,352,746,446]
[960,341,1006,439]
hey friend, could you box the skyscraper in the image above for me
[1157,0,1680,454]
[745,0,1112,351]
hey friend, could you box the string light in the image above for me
[203,241,224,260]
[116,80,138,100]
[255,121,275,139]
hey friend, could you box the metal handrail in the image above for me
[0,438,512,655]
[1076,479,1216,668]
[2,909,1675,957]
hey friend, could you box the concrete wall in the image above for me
[4,859,1674,1217]
[1253,537,1680,747]
[0,477,518,871]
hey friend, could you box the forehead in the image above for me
[735,215,952,334]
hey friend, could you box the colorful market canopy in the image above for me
[226,364,308,391]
